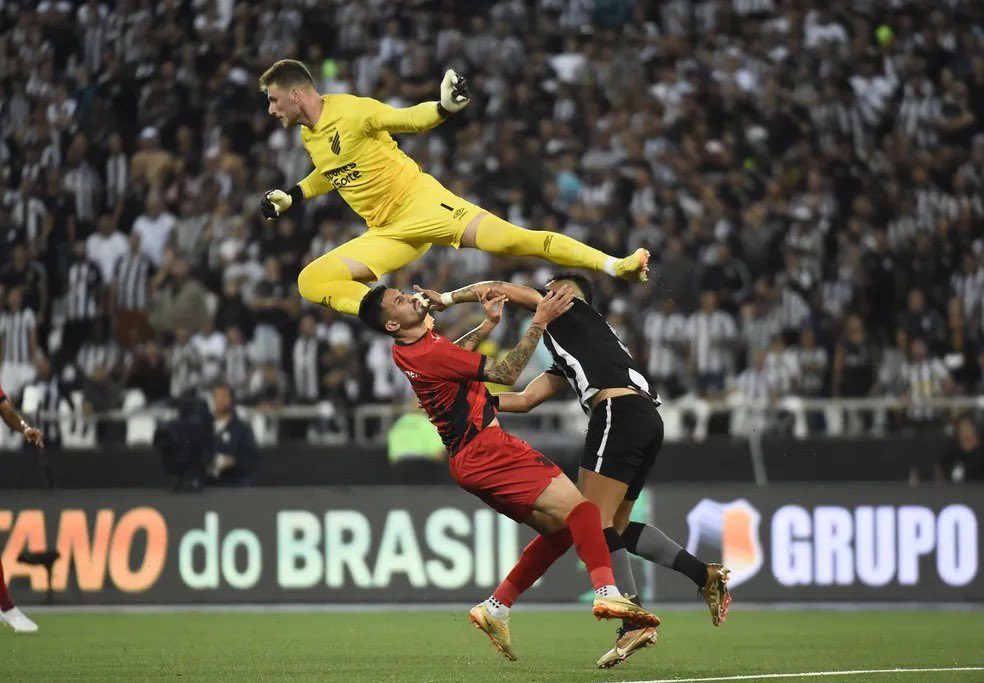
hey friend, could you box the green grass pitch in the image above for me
[2,609,982,682]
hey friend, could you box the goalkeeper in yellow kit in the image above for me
[258,59,649,316]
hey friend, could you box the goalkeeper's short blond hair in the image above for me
[258,59,315,91]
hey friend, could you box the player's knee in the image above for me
[296,264,318,303]
[603,526,624,551]
[613,510,632,534]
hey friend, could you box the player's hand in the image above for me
[531,286,575,328]
[439,69,471,116]
[481,291,507,325]
[413,285,447,312]
[23,427,43,448]
[260,189,292,219]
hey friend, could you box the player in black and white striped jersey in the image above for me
[0,288,38,400]
[418,272,731,667]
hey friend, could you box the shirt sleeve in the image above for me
[429,342,488,382]
[362,98,445,136]
[546,363,565,377]
[298,167,336,199]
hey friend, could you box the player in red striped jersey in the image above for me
[0,383,43,633]
[358,285,659,661]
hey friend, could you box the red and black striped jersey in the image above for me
[391,331,496,455]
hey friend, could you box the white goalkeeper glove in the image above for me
[438,69,471,117]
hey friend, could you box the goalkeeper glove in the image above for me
[259,186,303,220]
[437,69,471,118]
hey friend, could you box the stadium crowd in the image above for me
[0,0,981,440]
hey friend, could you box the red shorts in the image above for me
[450,426,564,522]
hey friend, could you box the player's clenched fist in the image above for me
[260,189,292,219]
[438,69,471,118]
[532,286,575,328]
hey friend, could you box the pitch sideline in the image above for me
[617,666,984,683]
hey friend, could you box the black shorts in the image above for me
[581,394,664,500]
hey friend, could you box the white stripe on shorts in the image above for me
[595,399,612,473]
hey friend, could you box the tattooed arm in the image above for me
[481,288,575,385]
[414,281,543,312]
[454,320,496,351]
[453,292,507,351]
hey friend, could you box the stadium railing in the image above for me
[3,393,980,450]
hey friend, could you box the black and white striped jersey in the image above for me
[65,259,102,320]
[292,335,321,402]
[539,292,658,414]
[0,307,36,364]
[114,251,152,311]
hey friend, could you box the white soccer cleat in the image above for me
[0,606,38,633]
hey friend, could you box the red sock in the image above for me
[492,528,573,607]
[0,558,14,611]
[566,501,615,590]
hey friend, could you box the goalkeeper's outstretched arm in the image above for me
[363,69,472,135]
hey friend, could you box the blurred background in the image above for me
[0,0,981,495]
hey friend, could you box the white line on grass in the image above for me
[617,666,984,683]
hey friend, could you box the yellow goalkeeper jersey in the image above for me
[297,94,446,228]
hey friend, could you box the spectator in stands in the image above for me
[687,291,737,398]
[206,383,258,486]
[937,416,984,483]
[191,316,226,388]
[61,239,103,362]
[167,326,201,400]
[150,253,209,336]
[85,214,128,286]
[291,313,321,404]
[833,315,878,434]
[133,193,177,269]
[23,354,70,450]
[901,337,954,430]
[251,257,294,364]
[0,243,47,330]
[897,288,948,354]
[111,232,154,347]
[0,287,38,401]
[221,325,253,400]
[125,339,171,406]
[214,277,253,339]
[76,322,126,441]
[699,243,751,315]
[643,298,687,399]
[0,0,980,445]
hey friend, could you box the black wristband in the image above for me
[287,185,304,205]
[491,395,500,409]
[436,102,454,119]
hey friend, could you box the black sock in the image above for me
[672,548,708,589]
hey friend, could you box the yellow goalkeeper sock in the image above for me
[473,213,615,273]
[297,256,371,316]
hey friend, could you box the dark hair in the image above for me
[546,271,593,306]
[213,381,236,405]
[357,285,390,334]
[258,59,315,91]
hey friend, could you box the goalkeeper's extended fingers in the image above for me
[260,191,279,220]
[451,73,471,103]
